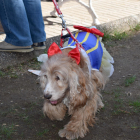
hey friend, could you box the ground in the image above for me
[0,30,140,140]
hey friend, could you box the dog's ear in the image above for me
[69,68,88,111]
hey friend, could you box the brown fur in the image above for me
[40,48,106,140]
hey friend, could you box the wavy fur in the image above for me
[40,48,107,139]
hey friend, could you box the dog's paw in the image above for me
[59,129,78,140]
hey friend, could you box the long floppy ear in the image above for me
[69,68,88,111]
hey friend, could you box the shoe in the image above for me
[32,41,46,50]
[0,41,34,52]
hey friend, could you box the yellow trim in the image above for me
[68,32,79,46]
[79,32,90,45]
[86,37,99,54]
[68,32,90,46]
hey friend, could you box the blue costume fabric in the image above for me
[68,32,103,70]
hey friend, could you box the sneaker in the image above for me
[32,42,46,50]
[0,41,34,52]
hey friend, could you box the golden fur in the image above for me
[40,48,106,140]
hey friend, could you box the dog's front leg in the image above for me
[59,100,97,139]
[43,100,67,121]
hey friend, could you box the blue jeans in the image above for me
[0,0,46,46]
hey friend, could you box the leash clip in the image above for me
[59,15,66,29]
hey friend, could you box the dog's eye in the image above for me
[44,75,47,79]
[55,76,60,81]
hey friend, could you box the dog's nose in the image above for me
[44,94,52,99]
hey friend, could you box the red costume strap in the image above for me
[60,29,64,48]
[66,28,78,43]
[73,25,104,37]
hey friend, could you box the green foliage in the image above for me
[113,31,128,40]
[125,75,136,87]
[133,24,140,31]
[103,31,128,41]
[102,31,112,41]
[0,124,15,139]
[129,101,140,109]
[112,109,131,115]
[103,24,140,42]
[0,71,5,77]
[37,129,49,137]
[114,88,121,98]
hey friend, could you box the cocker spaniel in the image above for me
[26,27,115,140]
[38,28,114,139]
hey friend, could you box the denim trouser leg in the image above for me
[23,0,46,43]
[0,0,46,46]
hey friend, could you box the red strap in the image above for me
[73,25,104,37]
[60,29,64,48]
[52,0,62,15]
[52,0,83,49]
[66,28,78,43]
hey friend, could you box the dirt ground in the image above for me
[0,31,140,140]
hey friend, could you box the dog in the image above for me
[39,27,114,139]
[50,0,100,25]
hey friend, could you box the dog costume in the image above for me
[67,31,103,71]
[62,27,114,77]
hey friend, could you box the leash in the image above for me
[52,0,83,49]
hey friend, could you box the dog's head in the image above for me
[40,52,89,107]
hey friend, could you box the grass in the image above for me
[0,58,41,78]
[0,124,15,139]
[113,31,128,40]
[131,123,139,129]
[115,98,123,104]
[131,126,139,129]
[37,129,49,137]
[125,75,136,87]
[0,69,18,78]
[19,113,29,120]
[114,92,121,98]
[110,88,129,115]
[103,90,111,94]
[103,31,128,41]
[114,89,121,98]
[29,102,39,110]
[102,31,112,41]
[1,108,17,117]
[112,109,131,115]
[114,104,122,109]
[129,101,140,109]
[133,24,140,31]
[0,71,5,77]
[103,23,140,42]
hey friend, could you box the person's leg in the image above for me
[23,0,46,50]
[0,0,33,47]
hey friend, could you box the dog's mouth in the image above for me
[50,100,58,105]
